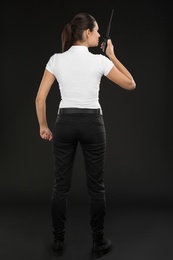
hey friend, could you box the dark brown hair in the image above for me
[61,13,96,52]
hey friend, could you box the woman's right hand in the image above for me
[105,39,115,59]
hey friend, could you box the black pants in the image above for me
[51,112,107,239]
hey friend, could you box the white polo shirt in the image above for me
[46,45,114,109]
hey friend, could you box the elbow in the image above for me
[130,81,136,90]
[35,95,45,106]
[127,79,136,90]
[119,77,136,91]
[35,96,40,105]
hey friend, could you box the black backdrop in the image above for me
[1,0,172,206]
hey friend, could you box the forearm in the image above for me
[35,98,48,128]
[108,54,134,81]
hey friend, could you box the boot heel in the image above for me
[92,237,112,257]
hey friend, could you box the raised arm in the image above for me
[105,39,136,90]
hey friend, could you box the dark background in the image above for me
[1,0,173,259]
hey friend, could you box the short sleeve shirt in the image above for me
[46,45,114,109]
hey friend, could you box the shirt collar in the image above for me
[69,45,89,52]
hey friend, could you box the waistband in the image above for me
[58,108,102,115]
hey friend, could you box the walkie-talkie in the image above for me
[101,9,114,53]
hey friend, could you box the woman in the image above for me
[35,12,136,257]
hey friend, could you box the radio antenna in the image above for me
[102,9,114,52]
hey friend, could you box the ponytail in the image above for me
[61,23,73,52]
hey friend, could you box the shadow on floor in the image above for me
[0,199,173,260]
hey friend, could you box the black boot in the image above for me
[52,232,65,255]
[92,232,112,258]
[53,239,64,251]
